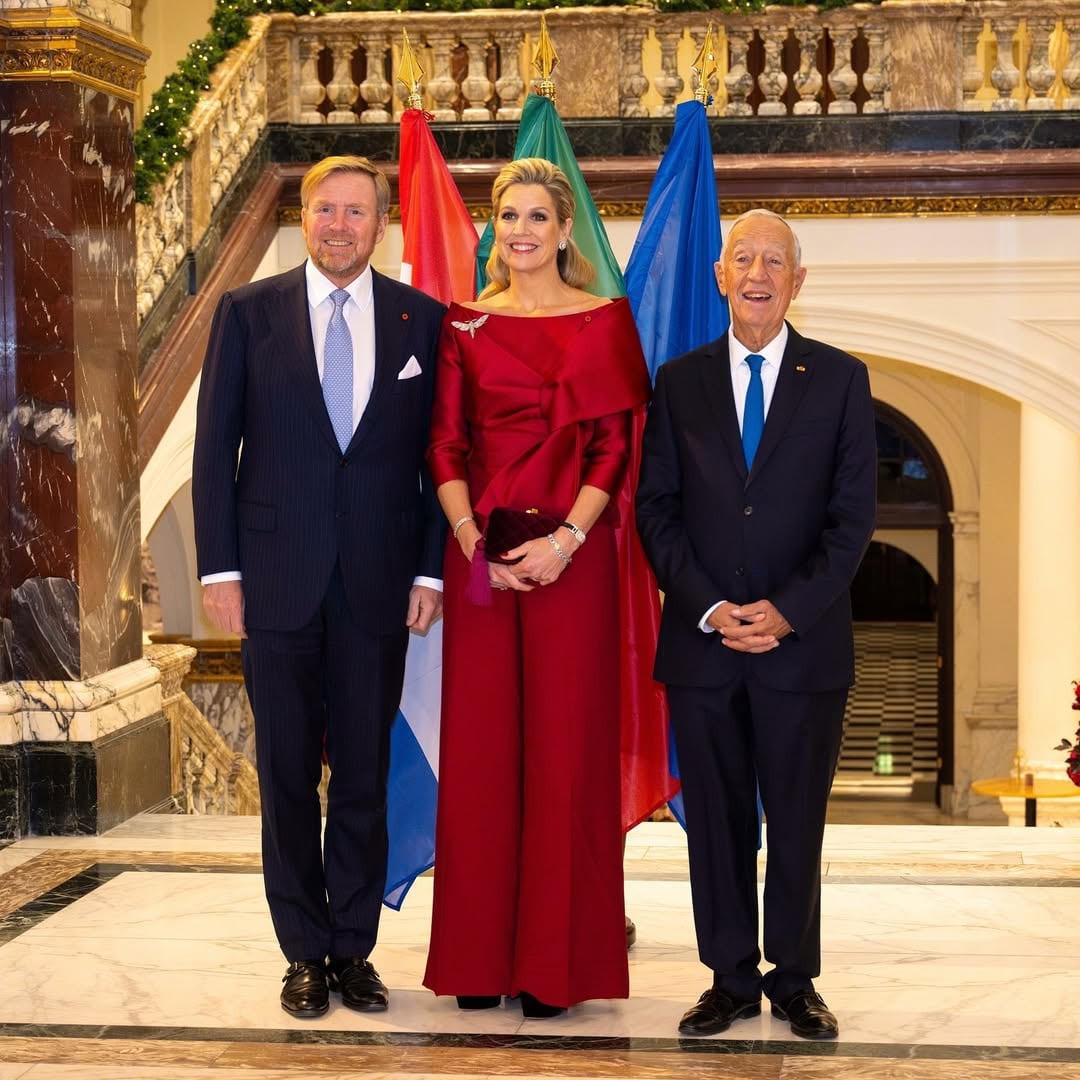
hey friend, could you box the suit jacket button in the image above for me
[339,458,348,468]
[735,567,745,576]
[743,505,753,516]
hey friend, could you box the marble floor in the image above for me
[1,811,1078,1080]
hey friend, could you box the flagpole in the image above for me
[691,23,718,106]
[398,29,425,111]
[531,14,559,103]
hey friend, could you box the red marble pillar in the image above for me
[0,15,149,681]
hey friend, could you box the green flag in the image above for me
[476,94,625,298]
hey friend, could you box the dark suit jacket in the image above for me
[636,323,877,693]
[192,265,447,634]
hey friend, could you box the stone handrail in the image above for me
[134,2,1080,327]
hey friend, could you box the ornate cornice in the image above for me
[0,10,149,100]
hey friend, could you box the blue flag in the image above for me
[625,99,729,382]
[625,99,760,837]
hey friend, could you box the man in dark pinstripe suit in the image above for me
[192,156,446,1018]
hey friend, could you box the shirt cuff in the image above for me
[413,576,443,592]
[202,571,242,585]
[698,600,727,633]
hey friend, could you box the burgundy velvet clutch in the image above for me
[484,506,560,564]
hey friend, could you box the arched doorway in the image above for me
[836,402,953,805]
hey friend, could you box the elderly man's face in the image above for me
[715,215,806,351]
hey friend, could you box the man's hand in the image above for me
[203,580,246,637]
[406,585,443,634]
[719,599,791,654]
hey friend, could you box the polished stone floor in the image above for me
[1,807,1078,1079]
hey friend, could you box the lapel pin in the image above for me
[401,312,409,320]
[795,364,806,372]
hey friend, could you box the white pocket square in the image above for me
[397,355,422,380]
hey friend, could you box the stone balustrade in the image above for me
[134,2,1080,327]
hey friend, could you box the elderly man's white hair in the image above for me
[725,208,802,270]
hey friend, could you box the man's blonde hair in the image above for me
[300,155,391,219]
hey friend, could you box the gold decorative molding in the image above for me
[148,635,244,681]
[0,10,149,100]
[282,193,1080,224]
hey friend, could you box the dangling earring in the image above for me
[558,239,567,251]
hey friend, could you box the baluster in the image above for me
[990,17,1021,110]
[827,23,858,114]
[298,35,327,124]
[426,32,461,120]
[724,28,755,116]
[791,25,823,115]
[619,23,650,118]
[459,32,494,120]
[358,33,393,123]
[493,28,525,119]
[860,20,887,113]
[1025,17,1056,109]
[757,25,789,116]
[650,28,683,117]
[1063,19,1080,110]
[961,17,994,110]
[325,34,360,123]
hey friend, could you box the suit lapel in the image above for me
[276,266,340,453]
[699,335,749,481]
[348,270,403,452]
[747,321,815,483]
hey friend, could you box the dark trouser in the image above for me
[667,677,846,1002]
[241,563,408,962]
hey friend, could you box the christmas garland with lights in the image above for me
[135,0,881,202]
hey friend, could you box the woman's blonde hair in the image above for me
[480,158,595,298]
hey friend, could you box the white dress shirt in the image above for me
[698,323,789,632]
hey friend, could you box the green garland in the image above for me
[135,0,882,202]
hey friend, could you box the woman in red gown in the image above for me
[424,158,672,1017]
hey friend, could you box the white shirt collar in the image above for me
[727,322,789,375]
[305,259,374,311]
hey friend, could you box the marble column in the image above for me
[1014,405,1080,825]
[0,2,164,837]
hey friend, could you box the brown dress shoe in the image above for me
[678,987,761,1036]
[770,989,839,1040]
[280,960,329,1018]
[328,957,389,1011]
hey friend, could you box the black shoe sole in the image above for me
[457,996,502,1010]
[678,1000,760,1036]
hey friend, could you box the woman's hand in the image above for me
[501,528,581,588]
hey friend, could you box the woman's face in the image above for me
[494,183,572,277]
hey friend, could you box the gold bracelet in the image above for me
[451,515,474,538]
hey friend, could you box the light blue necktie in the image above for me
[742,353,765,469]
[323,288,354,452]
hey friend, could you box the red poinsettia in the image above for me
[1054,681,1080,787]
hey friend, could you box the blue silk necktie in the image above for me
[742,353,765,469]
[323,288,354,452]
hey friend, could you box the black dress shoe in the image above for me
[520,991,565,1019]
[625,917,637,950]
[770,990,838,1040]
[328,957,389,1012]
[678,987,761,1036]
[457,995,501,1010]
[280,959,329,1018]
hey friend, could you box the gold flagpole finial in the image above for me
[398,29,426,111]
[532,14,559,102]
[691,23,718,105]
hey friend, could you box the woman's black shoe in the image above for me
[456,995,501,1010]
[520,991,565,1019]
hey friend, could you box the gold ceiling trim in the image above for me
[0,11,149,101]
[281,192,1080,225]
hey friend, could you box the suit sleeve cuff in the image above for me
[201,571,242,585]
[698,600,727,633]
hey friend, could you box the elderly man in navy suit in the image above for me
[636,209,876,1040]
[193,156,446,1018]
